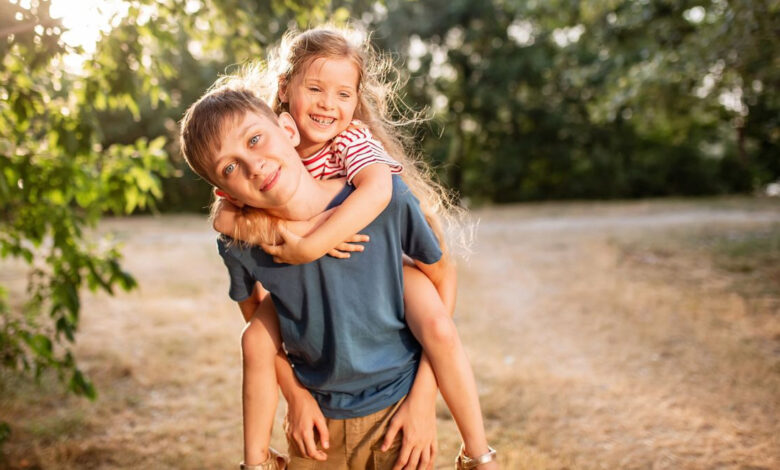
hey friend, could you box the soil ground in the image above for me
[2,197,779,469]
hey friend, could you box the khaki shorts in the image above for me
[285,398,405,470]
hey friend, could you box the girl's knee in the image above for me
[420,313,458,351]
[241,321,279,364]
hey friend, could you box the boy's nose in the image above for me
[248,158,266,177]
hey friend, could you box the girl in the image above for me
[214,26,497,470]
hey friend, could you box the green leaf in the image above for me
[69,369,97,400]
[25,334,54,361]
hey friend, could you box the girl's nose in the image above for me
[318,93,334,110]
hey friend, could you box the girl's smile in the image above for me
[282,57,360,157]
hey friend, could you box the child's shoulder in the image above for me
[335,120,374,143]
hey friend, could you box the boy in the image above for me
[180,86,450,469]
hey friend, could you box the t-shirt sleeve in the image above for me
[332,122,403,184]
[216,237,255,302]
[395,178,443,264]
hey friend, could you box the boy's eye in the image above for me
[308,86,321,92]
[339,92,351,98]
[249,135,260,146]
[223,162,237,176]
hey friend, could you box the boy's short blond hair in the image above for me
[179,86,278,188]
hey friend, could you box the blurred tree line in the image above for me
[371,0,779,202]
[0,0,778,441]
[61,0,780,210]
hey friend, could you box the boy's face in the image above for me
[210,111,304,212]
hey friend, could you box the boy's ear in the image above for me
[277,112,300,147]
[214,188,245,208]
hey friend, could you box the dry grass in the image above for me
[2,199,780,469]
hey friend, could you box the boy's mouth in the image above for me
[259,168,280,192]
[310,114,335,126]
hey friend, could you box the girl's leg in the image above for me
[402,265,497,468]
[241,295,284,465]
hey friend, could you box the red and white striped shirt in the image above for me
[300,121,403,183]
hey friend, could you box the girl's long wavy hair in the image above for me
[220,24,471,254]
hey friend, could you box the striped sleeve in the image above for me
[332,123,403,183]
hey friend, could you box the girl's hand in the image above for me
[212,198,242,235]
[285,388,330,461]
[382,394,437,470]
[326,233,370,259]
[261,225,369,264]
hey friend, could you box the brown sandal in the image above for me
[239,447,289,470]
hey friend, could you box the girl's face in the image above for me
[282,56,360,157]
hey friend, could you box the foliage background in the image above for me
[1,0,778,450]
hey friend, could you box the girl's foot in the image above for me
[240,447,289,470]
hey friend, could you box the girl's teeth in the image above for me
[311,115,335,125]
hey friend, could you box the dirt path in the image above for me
[457,201,780,469]
[2,199,779,469]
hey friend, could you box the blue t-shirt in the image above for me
[217,176,442,418]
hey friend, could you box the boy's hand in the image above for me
[284,388,330,461]
[382,393,437,470]
[261,225,369,264]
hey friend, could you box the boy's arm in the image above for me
[379,351,438,464]
[274,350,330,461]
[261,164,393,264]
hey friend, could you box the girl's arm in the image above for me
[261,163,393,264]
[213,199,282,247]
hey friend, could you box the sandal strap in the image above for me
[456,444,497,469]
[240,447,289,470]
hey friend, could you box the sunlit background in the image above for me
[1,0,779,468]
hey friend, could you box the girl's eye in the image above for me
[224,162,237,176]
[339,92,351,98]
[249,135,260,146]
[308,86,321,92]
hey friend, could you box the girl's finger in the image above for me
[334,243,364,252]
[326,249,351,259]
[260,243,281,255]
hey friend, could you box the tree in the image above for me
[371,0,779,202]
[0,0,381,444]
[0,0,171,428]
